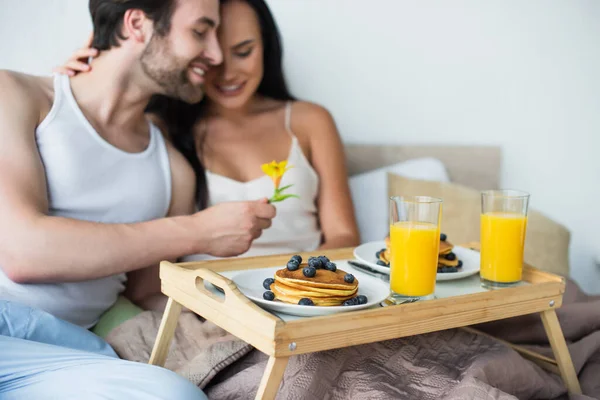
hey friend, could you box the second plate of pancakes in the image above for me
[231,262,390,317]
[353,241,481,281]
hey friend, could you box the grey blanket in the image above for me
[107,279,600,399]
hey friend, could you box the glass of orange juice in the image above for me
[388,196,442,303]
[480,190,530,289]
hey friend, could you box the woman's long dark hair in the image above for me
[146,0,295,210]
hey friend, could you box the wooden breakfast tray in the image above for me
[148,247,581,399]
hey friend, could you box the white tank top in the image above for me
[0,74,172,328]
[184,102,321,261]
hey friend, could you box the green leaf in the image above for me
[269,194,300,203]
[277,184,294,193]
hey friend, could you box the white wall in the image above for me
[271,0,600,295]
[1,0,598,293]
[0,0,92,73]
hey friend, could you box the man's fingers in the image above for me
[256,217,272,231]
[250,227,263,240]
[252,201,276,219]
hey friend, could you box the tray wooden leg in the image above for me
[540,309,582,394]
[148,297,182,367]
[255,356,289,400]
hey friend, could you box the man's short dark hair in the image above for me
[89,0,177,50]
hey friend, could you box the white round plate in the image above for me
[352,241,393,274]
[353,241,481,281]
[231,262,390,317]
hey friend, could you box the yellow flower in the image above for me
[261,160,290,190]
[261,160,299,203]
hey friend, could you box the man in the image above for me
[0,0,276,398]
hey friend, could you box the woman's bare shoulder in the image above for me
[291,101,333,122]
[289,101,337,138]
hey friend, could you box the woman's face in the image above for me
[204,1,264,110]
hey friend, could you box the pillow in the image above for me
[91,296,143,339]
[387,173,571,277]
[349,158,450,243]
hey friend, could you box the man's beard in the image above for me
[140,34,205,104]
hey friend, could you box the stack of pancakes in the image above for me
[437,237,461,271]
[377,237,392,266]
[271,268,358,306]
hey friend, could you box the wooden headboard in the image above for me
[343,144,502,190]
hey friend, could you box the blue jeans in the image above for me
[0,300,208,400]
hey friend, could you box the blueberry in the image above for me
[440,233,447,241]
[263,278,275,290]
[298,298,314,306]
[457,260,463,268]
[447,267,458,273]
[445,252,456,261]
[324,262,337,272]
[356,295,368,305]
[291,255,302,264]
[318,255,330,265]
[308,257,322,269]
[375,250,382,259]
[263,291,275,301]
[376,260,388,266]
[286,260,300,271]
[303,267,317,278]
[344,273,355,284]
[343,299,355,306]
[440,267,450,273]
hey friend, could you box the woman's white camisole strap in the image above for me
[284,101,294,136]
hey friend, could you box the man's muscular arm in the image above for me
[0,71,276,284]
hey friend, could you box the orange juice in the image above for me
[480,212,528,283]
[389,221,440,297]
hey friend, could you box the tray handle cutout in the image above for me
[191,268,282,323]
[195,268,235,303]
[194,268,256,309]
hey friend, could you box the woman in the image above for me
[57,0,360,259]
